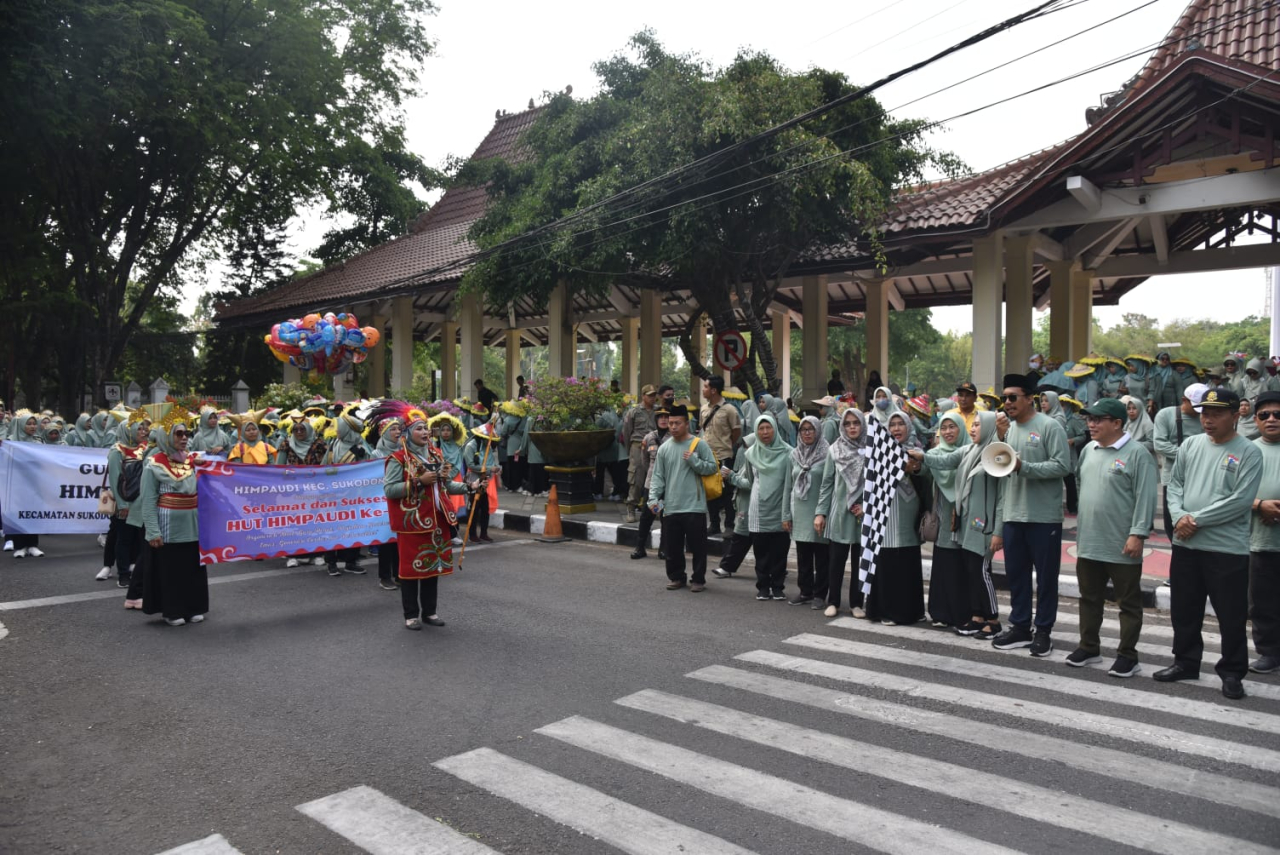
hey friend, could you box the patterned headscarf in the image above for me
[791,415,829,499]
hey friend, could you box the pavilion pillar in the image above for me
[690,317,708,408]
[390,295,415,393]
[459,292,485,396]
[1003,235,1034,375]
[620,316,639,396]
[1070,267,1094,358]
[332,370,350,401]
[971,234,1004,391]
[771,309,791,401]
[639,289,662,389]
[441,320,458,400]
[367,313,388,397]
[505,330,521,398]
[865,279,890,390]
[283,362,301,385]
[548,281,575,377]
[800,275,828,407]
[1045,261,1074,364]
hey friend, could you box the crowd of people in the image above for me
[2,348,1277,698]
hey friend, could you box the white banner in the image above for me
[0,442,114,534]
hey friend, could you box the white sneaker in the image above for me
[27,547,45,557]
[286,558,299,568]
[164,617,186,626]
[97,533,108,548]
[13,549,27,559]
[823,605,837,617]
[3,540,12,551]
[189,614,204,623]
[96,566,113,581]
[312,557,326,566]
[450,537,463,546]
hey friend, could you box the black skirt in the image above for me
[865,545,925,625]
[926,546,969,627]
[142,540,208,620]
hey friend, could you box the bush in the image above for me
[254,382,326,412]
[525,376,624,431]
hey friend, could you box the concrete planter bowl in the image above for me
[528,428,614,465]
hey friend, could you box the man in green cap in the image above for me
[1068,398,1157,678]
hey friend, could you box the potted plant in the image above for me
[526,376,624,464]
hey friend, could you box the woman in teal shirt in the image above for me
[784,416,830,605]
[815,409,867,618]
[138,419,206,626]
[865,413,926,626]
[919,411,970,628]
[731,413,793,601]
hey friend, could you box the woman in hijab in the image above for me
[740,393,763,437]
[731,413,793,601]
[631,409,671,562]
[1123,357,1151,408]
[90,411,115,448]
[815,408,867,618]
[1101,359,1126,399]
[378,402,474,631]
[276,417,330,568]
[189,406,232,455]
[1060,395,1087,516]
[949,411,1005,638]
[1039,390,1067,429]
[39,423,67,445]
[138,418,207,626]
[914,411,971,628]
[864,413,927,626]
[68,413,95,447]
[7,411,45,558]
[764,394,795,447]
[321,409,373,575]
[227,412,277,465]
[370,417,404,591]
[1121,395,1155,457]
[784,415,830,605]
[105,418,149,594]
[864,370,884,412]
[869,386,896,426]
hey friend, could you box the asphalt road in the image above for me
[1,533,1277,854]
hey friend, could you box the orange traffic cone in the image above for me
[538,484,569,543]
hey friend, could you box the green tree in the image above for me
[0,0,436,415]
[460,32,960,397]
[805,309,947,401]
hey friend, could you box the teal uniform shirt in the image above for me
[138,457,199,543]
[1250,437,1280,553]
[1152,406,1203,486]
[1001,412,1070,524]
[1075,433,1158,565]
[1167,433,1264,555]
[648,435,718,515]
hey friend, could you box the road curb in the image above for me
[491,510,1176,611]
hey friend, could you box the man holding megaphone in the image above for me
[991,373,1072,657]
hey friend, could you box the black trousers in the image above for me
[1064,475,1078,515]
[1169,545,1249,680]
[636,489,660,551]
[466,492,490,538]
[1251,550,1280,659]
[825,541,864,609]
[796,541,825,599]
[1162,485,1174,540]
[113,516,140,577]
[401,575,439,619]
[707,450,737,530]
[961,549,998,620]
[593,460,627,497]
[11,533,38,549]
[505,458,527,492]
[326,547,360,567]
[103,518,118,566]
[717,531,752,574]
[378,540,400,582]
[661,512,707,584]
[751,530,790,594]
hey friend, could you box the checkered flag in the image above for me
[858,418,909,597]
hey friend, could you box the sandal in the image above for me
[405,618,423,631]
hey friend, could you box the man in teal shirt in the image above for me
[992,373,1071,657]
[1152,382,1207,538]
[1159,388,1263,700]
[649,405,718,592]
[1248,391,1280,675]
[1068,398,1157,678]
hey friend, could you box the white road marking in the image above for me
[618,688,1275,855]
[0,540,534,612]
[535,716,1025,855]
[296,785,498,854]
[156,834,245,855]
[826,617,1280,702]
[741,648,1280,774]
[687,664,1280,820]
[434,747,757,855]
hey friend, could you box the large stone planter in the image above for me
[528,429,615,465]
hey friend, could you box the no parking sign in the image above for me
[714,330,748,372]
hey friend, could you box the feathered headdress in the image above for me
[362,399,430,441]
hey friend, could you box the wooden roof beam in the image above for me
[1097,241,1280,277]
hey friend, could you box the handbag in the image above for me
[917,484,940,543]
[688,438,723,501]
[97,488,117,516]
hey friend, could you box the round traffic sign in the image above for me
[714,330,748,372]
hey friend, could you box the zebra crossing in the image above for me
[158,601,1280,854]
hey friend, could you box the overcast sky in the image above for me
[266,0,1273,333]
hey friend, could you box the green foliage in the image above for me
[253,381,329,412]
[524,377,625,431]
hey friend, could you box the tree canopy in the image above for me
[0,0,436,414]
[460,32,961,396]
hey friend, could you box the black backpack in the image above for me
[117,459,144,502]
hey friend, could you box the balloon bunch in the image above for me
[264,312,382,376]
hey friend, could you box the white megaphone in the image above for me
[980,441,1018,477]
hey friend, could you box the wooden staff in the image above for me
[459,433,494,565]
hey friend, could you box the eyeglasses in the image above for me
[172,430,189,438]
[1257,411,1280,421]
[1002,394,1024,402]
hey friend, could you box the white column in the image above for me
[1070,267,1094,359]
[971,234,1004,391]
[620,316,639,396]
[283,363,301,385]
[505,330,521,398]
[865,279,889,389]
[1045,261,1074,364]
[771,309,791,401]
[690,317,708,408]
[367,313,388,397]
[800,275,828,406]
[1003,235,1034,375]
[639,289,662,388]
[441,320,459,400]
[390,295,415,393]
[459,292,485,396]
[332,370,350,401]
[547,281,575,377]
[1270,266,1280,359]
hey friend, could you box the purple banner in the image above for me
[196,459,392,564]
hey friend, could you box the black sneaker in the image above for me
[991,625,1033,650]
[712,567,735,578]
[1064,648,1102,667]
[343,563,366,575]
[955,620,985,636]
[327,565,341,577]
[1107,656,1141,678]
[756,592,771,601]
[811,599,827,610]
[116,573,131,589]
[771,590,787,601]
[788,594,814,606]
[629,548,647,560]
[378,578,397,591]
[1030,630,1054,658]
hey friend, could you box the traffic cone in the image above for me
[538,484,569,543]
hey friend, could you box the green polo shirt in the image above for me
[1076,433,1158,565]
[648,435,718,515]
[1000,412,1071,525]
[1167,433,1263,555]
[1251,437,1280,553]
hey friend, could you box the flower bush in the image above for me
[525,377,624,431]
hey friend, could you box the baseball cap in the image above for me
[641,384,657,396]
[955,381,978,394]
[1197,388,1240,410]
[812,395,839,407]
[1183,383,1209,407]
[1081,399,1127,421]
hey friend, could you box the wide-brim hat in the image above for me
[811,395,839,407]
[472,422,500,441]
[1058,395,1083,410]
[1064,363,1095,378]
[1170,357,1196,368]
[722,386,748,401]
[905,395,930,417]
[1076,353,1108,366]
[1125,353,1154,364]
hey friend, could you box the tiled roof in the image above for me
[217,107,545,322]
[1129,0,1279,98]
